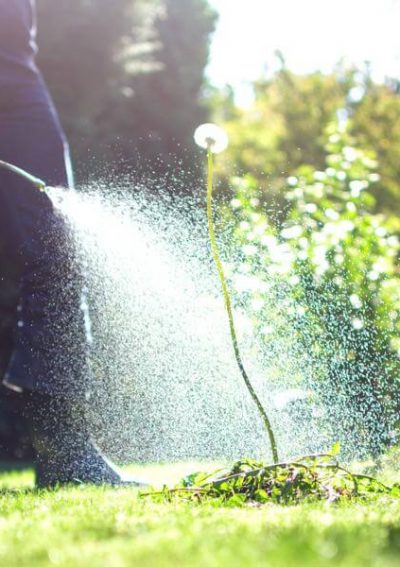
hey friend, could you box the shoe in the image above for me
[25,392,148,488]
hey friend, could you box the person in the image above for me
[0,0,145,487]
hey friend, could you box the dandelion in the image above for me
[194,123,229,154]
[194,122,279,463]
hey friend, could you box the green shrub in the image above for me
[229,120,400,457]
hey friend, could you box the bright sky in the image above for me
[207,0,400,104]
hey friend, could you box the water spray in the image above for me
[0,160,46,191]
[194,123,279,464]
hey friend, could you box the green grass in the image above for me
[1,463,400,566]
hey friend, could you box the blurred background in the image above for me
[1,0,400,461]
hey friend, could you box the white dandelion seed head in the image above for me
[194,123,229,154]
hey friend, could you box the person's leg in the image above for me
[0,86,147,486]
[0,85,86,395]
[24,392,148,487]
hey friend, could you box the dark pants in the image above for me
[0,78,89,396]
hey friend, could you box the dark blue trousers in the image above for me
[0,80,89,396]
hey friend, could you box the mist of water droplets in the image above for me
[46,181,396,465]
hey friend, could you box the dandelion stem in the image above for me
[0,160,46,191]
[206,147,279,464]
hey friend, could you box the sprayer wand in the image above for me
[0,160,46,191]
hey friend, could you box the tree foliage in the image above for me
[216,65,400,216]
[352,80,400,214]
[37,0,217,181]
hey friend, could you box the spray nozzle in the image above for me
[0,160,46,192]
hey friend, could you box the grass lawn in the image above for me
[1,463,400,566]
